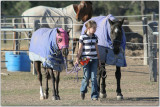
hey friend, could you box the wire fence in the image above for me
[1,14,159,61]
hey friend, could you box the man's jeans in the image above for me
[80,59,98,99]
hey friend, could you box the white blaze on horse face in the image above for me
[114,28,118,33]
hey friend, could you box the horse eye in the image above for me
[58,38,62,43]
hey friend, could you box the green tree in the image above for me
[125,2,141,16]
[1,1,31,16]
[15,1,31,16]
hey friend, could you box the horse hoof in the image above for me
[56,95,61,100]
[40,96,44,100]
[44,93,49,99]
[99,92,107,98]
[117,93,123,100]
[52,96,57,100]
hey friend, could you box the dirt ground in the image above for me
[1,49,159,106]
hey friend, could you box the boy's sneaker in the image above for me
[81,93,85,100]
[92,98,98,101]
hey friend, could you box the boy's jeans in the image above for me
[80,59,98,99]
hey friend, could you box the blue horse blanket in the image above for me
[29,28,64,71]
[81,14,127,67]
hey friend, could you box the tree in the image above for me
[15,1,31,16]
[1,1,31,16]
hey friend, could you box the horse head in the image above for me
[74,1,93,22]
[56,28,70,57]
[108,18,124,55]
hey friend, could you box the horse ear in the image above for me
[67,29,71,36]
[57,29,60,34]
[108,19,114,25]
[120,18,125,25]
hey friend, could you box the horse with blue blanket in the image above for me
[29,28,70,100]
[81,14,127,100]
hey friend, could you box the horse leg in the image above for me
[55,71,60,100]
[49,69,57,100]
[35,61,44,100]
[115,66,123,100]
[44,68,49,99]
[99,62,107,98]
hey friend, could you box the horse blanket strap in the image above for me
[66,64,81,82]
[29,28,64,72]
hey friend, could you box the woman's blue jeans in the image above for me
[80,59,98,99]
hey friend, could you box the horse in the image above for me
[81,14,127,100]
[22,1,92,33]
[29,28,70,100]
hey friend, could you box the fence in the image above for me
[1,14,159,81]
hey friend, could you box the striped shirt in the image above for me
[79,34,98,59]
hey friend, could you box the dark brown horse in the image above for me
[29,28,70,100]
[97,18,125,100]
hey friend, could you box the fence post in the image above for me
[142,17,148,65]
[32,20,40,75]
[12,18,19,54]
[151,12,156,21]
[3,17,7,44]
[147,21,158,82]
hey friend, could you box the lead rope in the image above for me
[64,57,81,82]
[67,64,81,82]
[63,57,68,73]
[99,64,107,78]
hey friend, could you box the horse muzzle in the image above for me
[113,41,121,55]
[62,48,69,57]
[76,17,81,22]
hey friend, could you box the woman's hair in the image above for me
[84,20,97,34]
